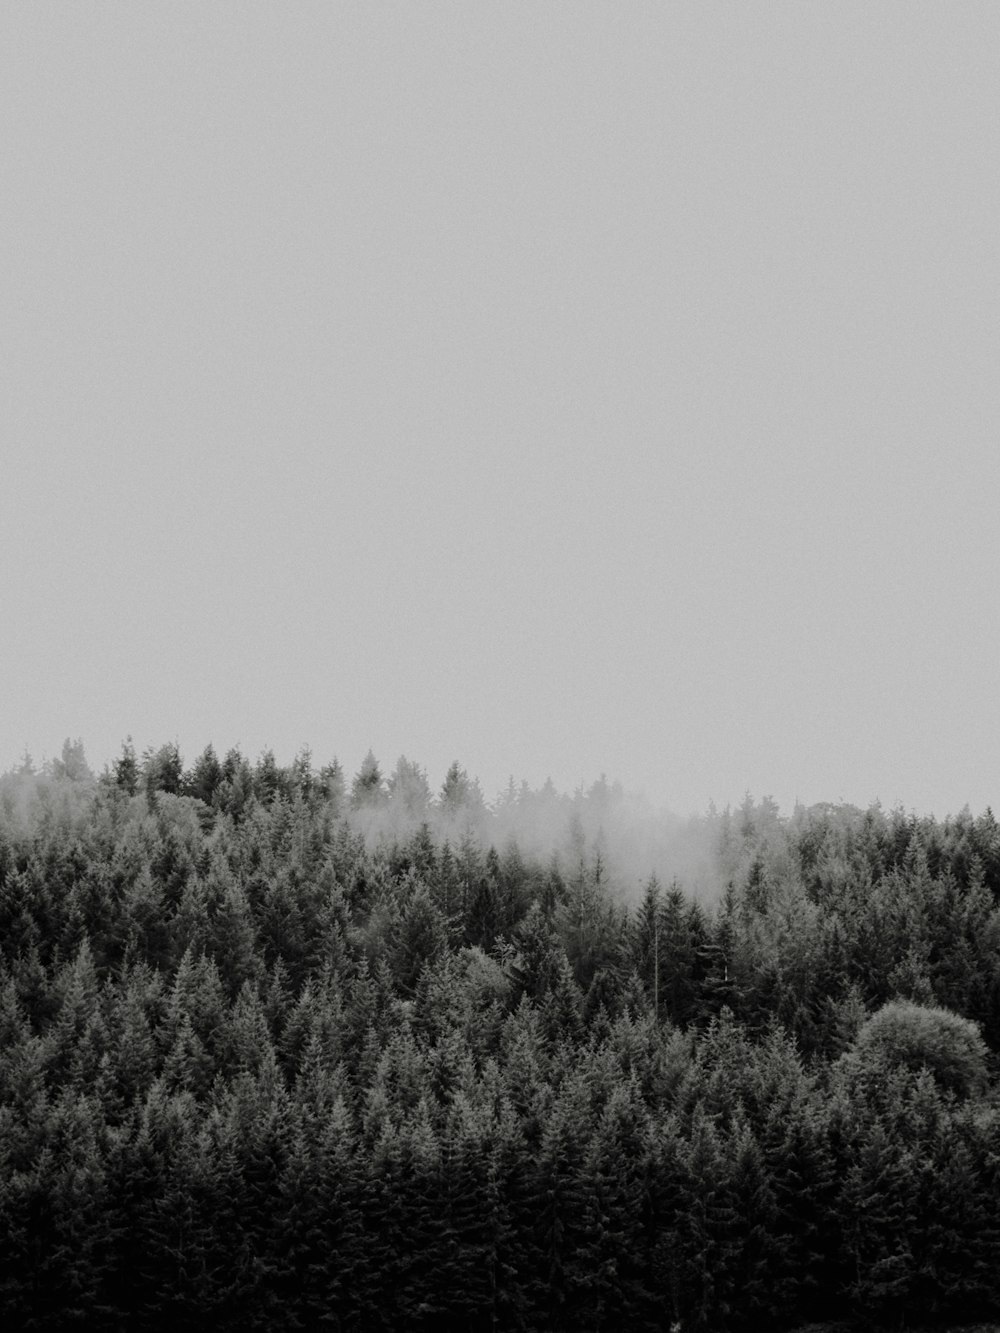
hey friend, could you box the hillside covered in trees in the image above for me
[1,740,999,1330]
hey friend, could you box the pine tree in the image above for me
[632,875,663,1019]
[46,937,102,1089]
[390,883,449,997]
[112,737,139,796]
[530,1068,594,1330]
[351,750,386,809]
[665,1104,739,1329]
[723,1114,786,1328]
[836,1114,919,1318]
[578,1077,656,1329]
[185,744,223,807]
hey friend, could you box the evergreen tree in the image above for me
[351,750,386,809]
[389,883,450,997]
[186,744,223,807]
[113,737,139,796]
[836,1116,919,1318]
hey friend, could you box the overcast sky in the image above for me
[3,4,999,817]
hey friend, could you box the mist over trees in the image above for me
[2,739,1000,1329]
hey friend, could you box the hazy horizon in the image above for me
[4,4,999,822]
[3,735,991,830]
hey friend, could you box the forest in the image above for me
[1,738,999,1331]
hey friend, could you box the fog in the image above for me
[4,6,1000,825]
[349,754,728,900]
[1,738,788,907]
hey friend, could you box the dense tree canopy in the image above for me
[0,742,999,1330]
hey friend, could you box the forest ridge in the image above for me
[1,739,999,1330]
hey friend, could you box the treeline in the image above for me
[1,741,999,1330]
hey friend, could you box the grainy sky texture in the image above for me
[3,4,999,816]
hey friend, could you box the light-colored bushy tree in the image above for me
[846,999,989,1098]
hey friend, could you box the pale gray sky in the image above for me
[3,4,999,817]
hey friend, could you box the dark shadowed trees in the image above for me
[2,752,1000,1328]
